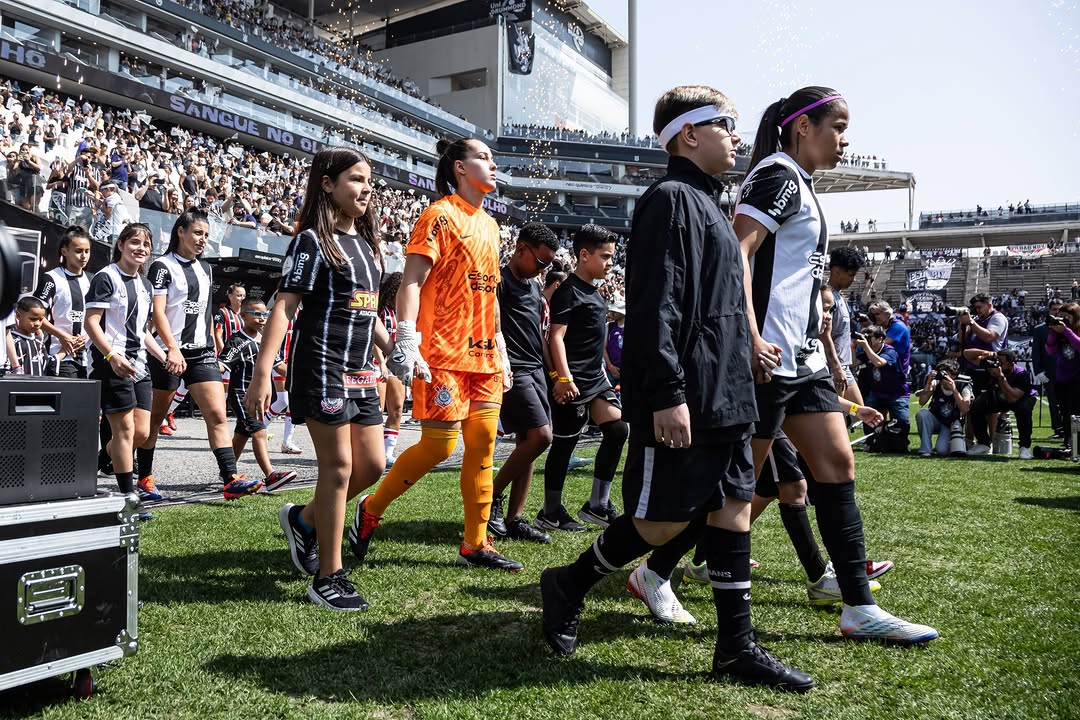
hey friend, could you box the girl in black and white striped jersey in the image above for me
[10,296,53,376]
[142,210,262,502]
[34,226,93,378]
[85,224,165,497]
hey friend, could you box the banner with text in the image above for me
[906,259,954,291]
[902,289,948,313]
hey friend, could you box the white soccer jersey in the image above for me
[35,266,92,366]
[147,252,214,352]
[736,151,829,378]
[86,264,154,373]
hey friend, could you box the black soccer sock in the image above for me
[136,447,155,482]
[779,503,829,582]
[813,482,874,606]
[589,419,628,508]
[563,514,655,601]
[704,525,754,654]
[543,434,579,515]
[213,446,239,483]
[116,471,134,495]
[98,417,112,462]
[645,515,706,580]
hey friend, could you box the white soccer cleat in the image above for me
[807,563,881,605]
[627,563,696,625]
[966,444,991,456]
[840,605,939,645]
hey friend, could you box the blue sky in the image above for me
[587,0,1079,230]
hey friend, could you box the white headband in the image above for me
[657,105,726,148]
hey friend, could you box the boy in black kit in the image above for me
[488,223,560,544]
[220,298,297,492]
[541,85,812,692]
[537,224,629,532]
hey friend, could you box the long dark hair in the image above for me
[747,86,843,174]
[378,271,402,315]
[58,225,91,263]
[434,138,477,198]
[295,147,380,271]
[167,209,210,256]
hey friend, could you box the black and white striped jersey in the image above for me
[736,151,830,379]
[219,330,260,398]
[10,331,53,376]
[34,267,92,367]
[280,229,381,400]
[148,252,214,352]
[86,264,154,372]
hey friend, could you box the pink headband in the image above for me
[780,95,843,127]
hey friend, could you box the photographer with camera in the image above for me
[65,145,100,229]
[1044,303,1080,450]
[965,349,1035,458]
[914,359,972,456]
[868,300,910,376]
[957,293,1009,397]
[855,326,909,426]
[1032,299,1065,439]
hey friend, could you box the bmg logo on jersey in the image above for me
[349,290,378,311]
[153,267,169,288]
[768,179,798,218]
[468,270,498,293]
[467,336,496,358]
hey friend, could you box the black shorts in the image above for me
[149,347,222,392]
[228,393,266,437]
[57,360,88,379]
[622,433,755,522]
[290,393,383,427]
[551,386,620,438]
[753,368,841,439]
[754,434,806,498]
[92,357,152,414]
[500,367,551,435]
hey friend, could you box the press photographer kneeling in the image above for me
[914,359,972,456]
[963,349,1035,459]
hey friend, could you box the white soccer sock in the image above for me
[168,383,188,415]
[384,428,399,459]
[283,414,295,446]
[268,390,289,419]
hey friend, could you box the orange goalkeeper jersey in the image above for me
[408,193,501,374]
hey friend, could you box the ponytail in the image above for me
[746,86,844,175]
[434,138,474,198]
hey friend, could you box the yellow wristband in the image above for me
[848,403,860,415]
[557,376,574,384]
[548,370,559,380]
[104,351,113,362]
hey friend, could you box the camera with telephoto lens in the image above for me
[943,305,972,318]
[1047,315,1066,327]
[852,331,866,342]
[855,312,869,323]
[980,356,1001,371]
[0,224,22,316]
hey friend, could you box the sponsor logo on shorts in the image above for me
[433,384,454,408]
[321,398,344,414]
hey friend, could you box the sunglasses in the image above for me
[694,115,737,135]
[242,310,270,318]
[525,244,551,269]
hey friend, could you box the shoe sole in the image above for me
[841,628,939,646]
[280,504,317,576]
[487,522,508,538]
[682,569,710,585]
[708,669,815,694]
[455,555,524,573]
[224,485,264,500]
[265,472,298,492]
[305,586,369,612]
[808,580,882,606]
[866,562,895,581]
[138,492,163,502]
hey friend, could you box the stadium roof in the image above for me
[836,221,1080,252]
[815,166,913,194]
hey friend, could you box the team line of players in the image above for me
[23,83,939,693]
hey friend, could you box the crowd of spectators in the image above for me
[174,0,439,108]
[837,154,887,170]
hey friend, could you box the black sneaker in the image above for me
[306,569,369,612]
[577,501,619,528]
[506,516,552,544]
[279,503,319,576]
[456,537,524,572]
[488,494,508,537]
[540,567,584,656]
[710,642,815,693]
[347,494,381,565]
[98,454,114,477]
[534,506,587,532]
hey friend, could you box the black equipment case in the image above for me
[0,493,140,693]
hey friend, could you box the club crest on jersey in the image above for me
[321,398,344,414]
[433,384,454,408]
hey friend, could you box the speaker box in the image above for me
[0,377,99,506]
